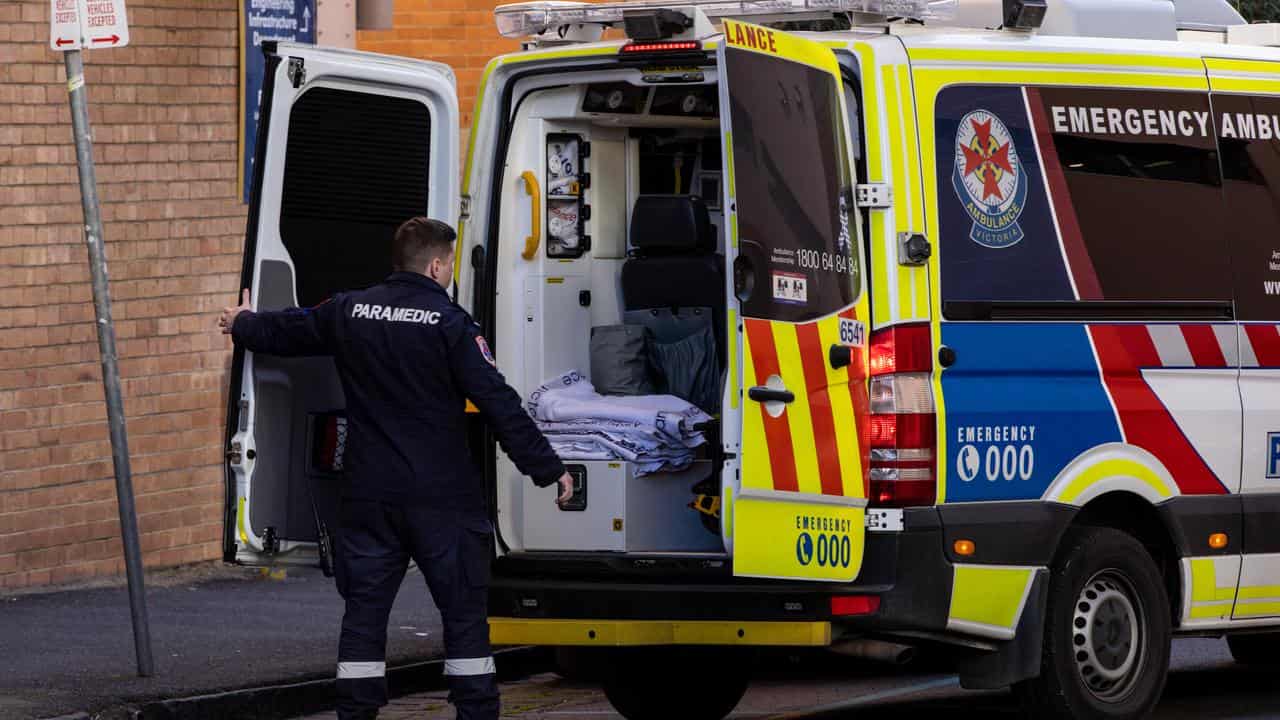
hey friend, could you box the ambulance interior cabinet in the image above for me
[521,460,722,553]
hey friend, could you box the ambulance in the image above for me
[223,0,1280,716]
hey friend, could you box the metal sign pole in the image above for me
[62,48,155,678]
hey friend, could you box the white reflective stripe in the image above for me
[337,661,386,679]
[444,657,496,676]
[1242,325,1262,368]
[1147,325,1193,367]
[1213,324,1239,366]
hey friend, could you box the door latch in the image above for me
[747,386,795,404]
[898,232,932,266]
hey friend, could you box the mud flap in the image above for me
[959,568,1049,690]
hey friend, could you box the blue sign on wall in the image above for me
[241,0,316,203]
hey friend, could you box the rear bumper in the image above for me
[489,509,953,644]
[490,618,832,647]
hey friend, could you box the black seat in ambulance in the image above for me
[621,195,724,412]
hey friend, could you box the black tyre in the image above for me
[601,646,752,720]
[552,647,605,682]
[1228,633,1280,666]
[1015,527,1172,720]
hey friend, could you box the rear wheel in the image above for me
[1015,527,1171,720]
[1228,633,1280,666]
[601,647,751,720]
[552,647,605,682]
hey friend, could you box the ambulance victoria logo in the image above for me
[952,110,1028,249]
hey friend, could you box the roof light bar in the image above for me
[493,0,957,39]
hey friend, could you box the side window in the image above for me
[1215,93,1280,321]
[280,87,431,307]
[1035,88,1230,303]
[936,85,1231,309]
[726,50,860,322]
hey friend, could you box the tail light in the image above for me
[831,594,880,617]
[867,324,936,508]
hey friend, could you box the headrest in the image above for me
[629,195,715,254]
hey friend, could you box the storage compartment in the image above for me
[492,79,730,558]
[522,460,722,553]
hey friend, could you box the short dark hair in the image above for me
[392,217,456,272]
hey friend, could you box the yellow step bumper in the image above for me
[489,618,832,647]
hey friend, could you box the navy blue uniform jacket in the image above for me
[231,271,565,509]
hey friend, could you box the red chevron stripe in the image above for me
[1245,324,1280,367]
[795,320,844,496]
[744,318,799,493]
[1180,325,1227,368]
[1090,324,1227,496]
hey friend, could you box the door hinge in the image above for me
[898,232,932,266]
[287,57,306,88]
[866,509,904,532]
[460,194,472,221]
[226,440,243,465]
[855,183,892,209]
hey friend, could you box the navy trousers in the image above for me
[333,500,499,720]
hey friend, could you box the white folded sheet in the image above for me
[527,371,711,475]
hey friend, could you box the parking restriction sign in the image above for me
[50,0,130,51]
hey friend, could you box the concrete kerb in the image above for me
[41,647,550,720]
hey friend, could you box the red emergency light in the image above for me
[620,40,700,54]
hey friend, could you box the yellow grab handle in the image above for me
[520,170,541,261]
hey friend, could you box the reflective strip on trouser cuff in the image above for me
[444,657,496,676]
[337,661,386,679]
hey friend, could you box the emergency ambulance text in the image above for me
[955,425,1038,484]
[726,22,778,54]
[351,303,441,325]
[1050,105,1211,139]
[795,515,852,533]
[956,424,1037,443]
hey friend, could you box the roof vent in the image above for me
[1040,0,1177,41]
[950,0,1244,41]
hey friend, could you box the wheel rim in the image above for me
[1071,569,1144,703]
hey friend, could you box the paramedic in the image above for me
[218,217,573,720]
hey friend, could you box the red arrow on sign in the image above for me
[55,37,75,46]
[91,34,120,44]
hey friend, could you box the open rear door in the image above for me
[224,43,460,565]
[719,22,870,581]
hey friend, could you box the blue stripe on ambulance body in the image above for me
[941,323,1121,502]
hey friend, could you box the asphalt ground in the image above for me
[0,564,442,720]
[7,565,1278,720]
[296,638,1280,720]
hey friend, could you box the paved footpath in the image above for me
[0,564,443,720]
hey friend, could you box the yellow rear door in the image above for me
[718,21,871,581]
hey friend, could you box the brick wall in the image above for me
[0,0,515,591]
[356,0,521,132]
[0,0,244,589]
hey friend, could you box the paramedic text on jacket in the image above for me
[220,217,573,720]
